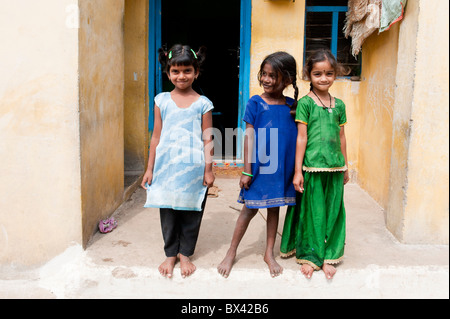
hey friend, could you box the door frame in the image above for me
[236,0,252,162]
[148,0,162,134]
[148,0,251,163]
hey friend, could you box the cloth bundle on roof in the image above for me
[380,0,407,32]
[344,0,407,57]
[344,0,382,57]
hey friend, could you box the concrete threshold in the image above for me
[1,178,448,299]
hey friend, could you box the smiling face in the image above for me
[259,63,285,96]
[167,64,198,91]
[310,59,336,93]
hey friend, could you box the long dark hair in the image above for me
[158,44,207,74]
[258,51,299,116]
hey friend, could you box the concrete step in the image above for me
[1,179,448,299]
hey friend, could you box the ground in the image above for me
[0,177,448,299]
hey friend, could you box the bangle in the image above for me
[242,172,253,177]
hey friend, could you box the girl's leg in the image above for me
[159,208,180,278]
[178,195,207,278]
[322,263,337,279]
[158,257,177,278]
[264,207,283,277]
[178,210,204,278]
[300,264,314,279]
[322,172,346,279]
[217,205,258,278]
[295,172,345,279]
[280,193,302,257]
[296,172,325,278]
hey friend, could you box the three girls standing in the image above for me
[143,44,349,280]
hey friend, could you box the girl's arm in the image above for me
[293,123,307,193]
[240,123,254,189]
[202,110,215,187]
[141,104,162,189]
[340,126,350,184]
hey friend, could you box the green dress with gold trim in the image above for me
[280,95,347,270]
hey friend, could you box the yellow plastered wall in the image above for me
[0,0,82,265]
[387,0,449,243]
[402,0,449,243]
[78,0,125,246]
[0,0,150,266]
[357,24,400,208]
[124,0,149,177]
[250,0,305,88]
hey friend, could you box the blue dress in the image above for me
[144,92,214,211]
[237,95,297,209]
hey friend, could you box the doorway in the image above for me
[150,0,251,162]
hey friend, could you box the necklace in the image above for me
[312,89,333,113]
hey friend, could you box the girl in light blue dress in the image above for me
[141,44,214,279]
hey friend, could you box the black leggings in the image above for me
[159,196,207,257]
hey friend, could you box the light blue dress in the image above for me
[144,92,214,211]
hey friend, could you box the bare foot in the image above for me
[322,263,337,279]
[179,254,196,278]
[158,256,176,278]
[217,249,236,278]
[300,263,314,279]
[264,253,283,278]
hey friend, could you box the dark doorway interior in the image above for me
[161,0,241,159]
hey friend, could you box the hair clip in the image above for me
[168,51,172,60]
[190,49,198,59]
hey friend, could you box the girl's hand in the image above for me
[239,175,252,190]
[141,170,153,190]
[343,170,350,185]
[203,170,215,188]
[293,172,304,193]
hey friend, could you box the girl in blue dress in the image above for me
[141,44,214,279]
[218,52,299,278]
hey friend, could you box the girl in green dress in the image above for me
[280,49,349,279]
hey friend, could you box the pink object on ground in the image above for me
[98,217,118,233]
